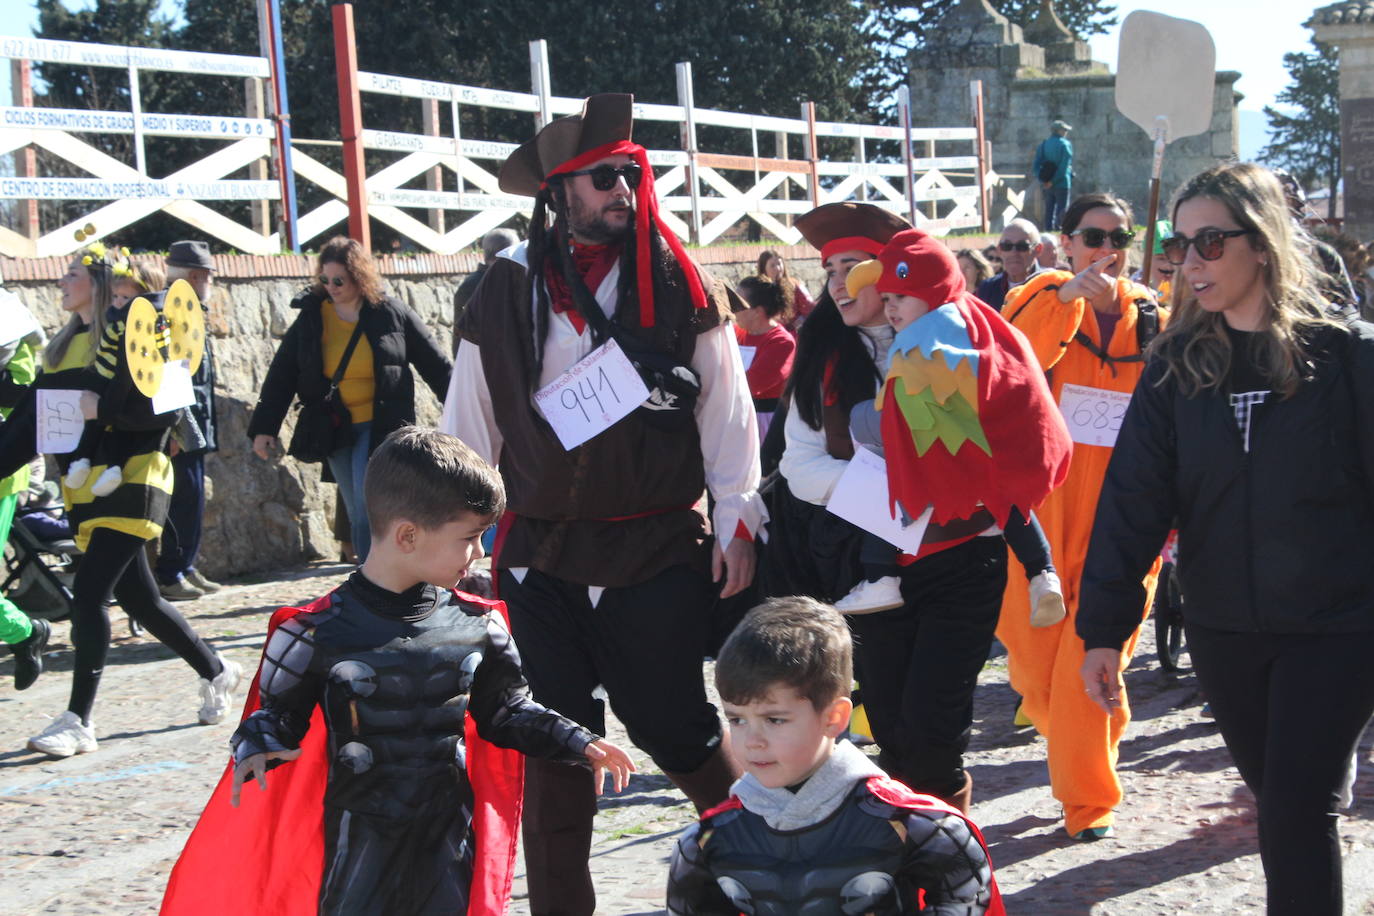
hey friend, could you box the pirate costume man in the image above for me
[439,93,764,914]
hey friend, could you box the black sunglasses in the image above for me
[1160,228,1255,266]
[998,240,1033,252]
[1070,227,1135,250]
[560,163,643,192]
[319,275,346,288]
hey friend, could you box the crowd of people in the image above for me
[1,96,1372,916]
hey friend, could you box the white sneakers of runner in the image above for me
[835,576,905,615]
[1029,570,1067,628]
[197,655,243,725]
[27,711,98,758]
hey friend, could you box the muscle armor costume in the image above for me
[666,777,995,916]
[231,572,596,915]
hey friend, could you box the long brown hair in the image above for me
[315,236,386,304]
[44,245,114,371]
[1154,163,1342,399]
[756,249,799,311]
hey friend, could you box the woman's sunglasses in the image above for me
[560,163,643,191]
[1160,228,1255,266]
[1069,227,1135,250]
[319,275,347,288]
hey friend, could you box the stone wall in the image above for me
[908,0,1241,230]
[3,244,823,578]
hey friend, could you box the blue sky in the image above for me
[0,0,1307,161]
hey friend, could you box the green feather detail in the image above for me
[892,381,991,457]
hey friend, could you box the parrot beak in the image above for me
[845,259,882,300]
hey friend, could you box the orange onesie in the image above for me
[997,270,1164,837]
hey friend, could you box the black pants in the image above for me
[1186,622,1374,916]
[861,508,1051,583]
[155,451,205,584]
[846,535,1006,797]
[68,527,220,722]
[499,563,725,916]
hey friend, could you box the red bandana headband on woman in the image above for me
[544,139,707,328]
[820,235,887,265]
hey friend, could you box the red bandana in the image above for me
[544,240,623,334]
[544,140,707,327]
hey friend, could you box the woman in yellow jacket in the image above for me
[998,192,1164,840]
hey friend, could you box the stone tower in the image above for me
[908,0,1241,231]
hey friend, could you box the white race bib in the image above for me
[35,389,84,455]
[533,338,651,450]
[1058,382,1132,448]
[152,360,196,415]
[826,447,932,553]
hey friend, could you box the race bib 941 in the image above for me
[533,338,651,450]
[1058,383,1132,448]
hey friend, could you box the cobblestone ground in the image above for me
[3,561,1374,914]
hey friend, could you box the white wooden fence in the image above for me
[0,32,1027,257]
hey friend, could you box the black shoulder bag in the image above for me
[288,319,366,463]
[560,251,702,432]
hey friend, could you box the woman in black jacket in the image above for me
[248,236,451,561]
[1078,162,1374,915]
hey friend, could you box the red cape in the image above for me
[881,294,1072,528]
[700,776,1005,915]
[160,590,524,915]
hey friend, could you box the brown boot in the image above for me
[939,770,973,816]
[522,757,597,916]
[662,738,742,814]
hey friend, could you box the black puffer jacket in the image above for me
[247,288,451,460]
[1078,319,1374,649]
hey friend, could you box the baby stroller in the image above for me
[2,502,144,637]
[3,503,79,622]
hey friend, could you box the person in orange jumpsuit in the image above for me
[997,191,1165,840]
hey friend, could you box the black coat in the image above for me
[1078,320,1374,649]
[247,288,452,464]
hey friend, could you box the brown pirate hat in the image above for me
[499,94,635,196]
[795,202,912,260]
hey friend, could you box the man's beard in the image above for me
[568,196,633,244]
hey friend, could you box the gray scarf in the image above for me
[730,740,886,832]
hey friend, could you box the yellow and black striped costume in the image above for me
[43,317,174,552]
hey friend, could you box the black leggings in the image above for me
[67,527,221,723]
[1186,621,1374,916]
[860,508,1052,582]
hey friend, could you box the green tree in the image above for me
[1260,39,1341,219]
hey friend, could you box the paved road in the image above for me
[3,562,1373,914]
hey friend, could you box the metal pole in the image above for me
[530,40,552,129]
[332,2,369,249]
[451,91,464,197]
[970,79,989,234]
[128,63,146,175]
[804,101,820,208]
[898,85,917,226]
[260,0,300,251]
[11,59,37,242]
[675,61,702,246]
[853,136,867,202]
[423,98,444,233]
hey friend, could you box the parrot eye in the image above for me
[896,261,909,279]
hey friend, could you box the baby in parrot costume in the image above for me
[836,229,1073,623]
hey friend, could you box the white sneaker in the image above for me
[1029,570,1067,628]
[835,577,904,615]
[27,711,97,758]
[64,458,92,489]
[89,465,123,497]
[198,656,243,725]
